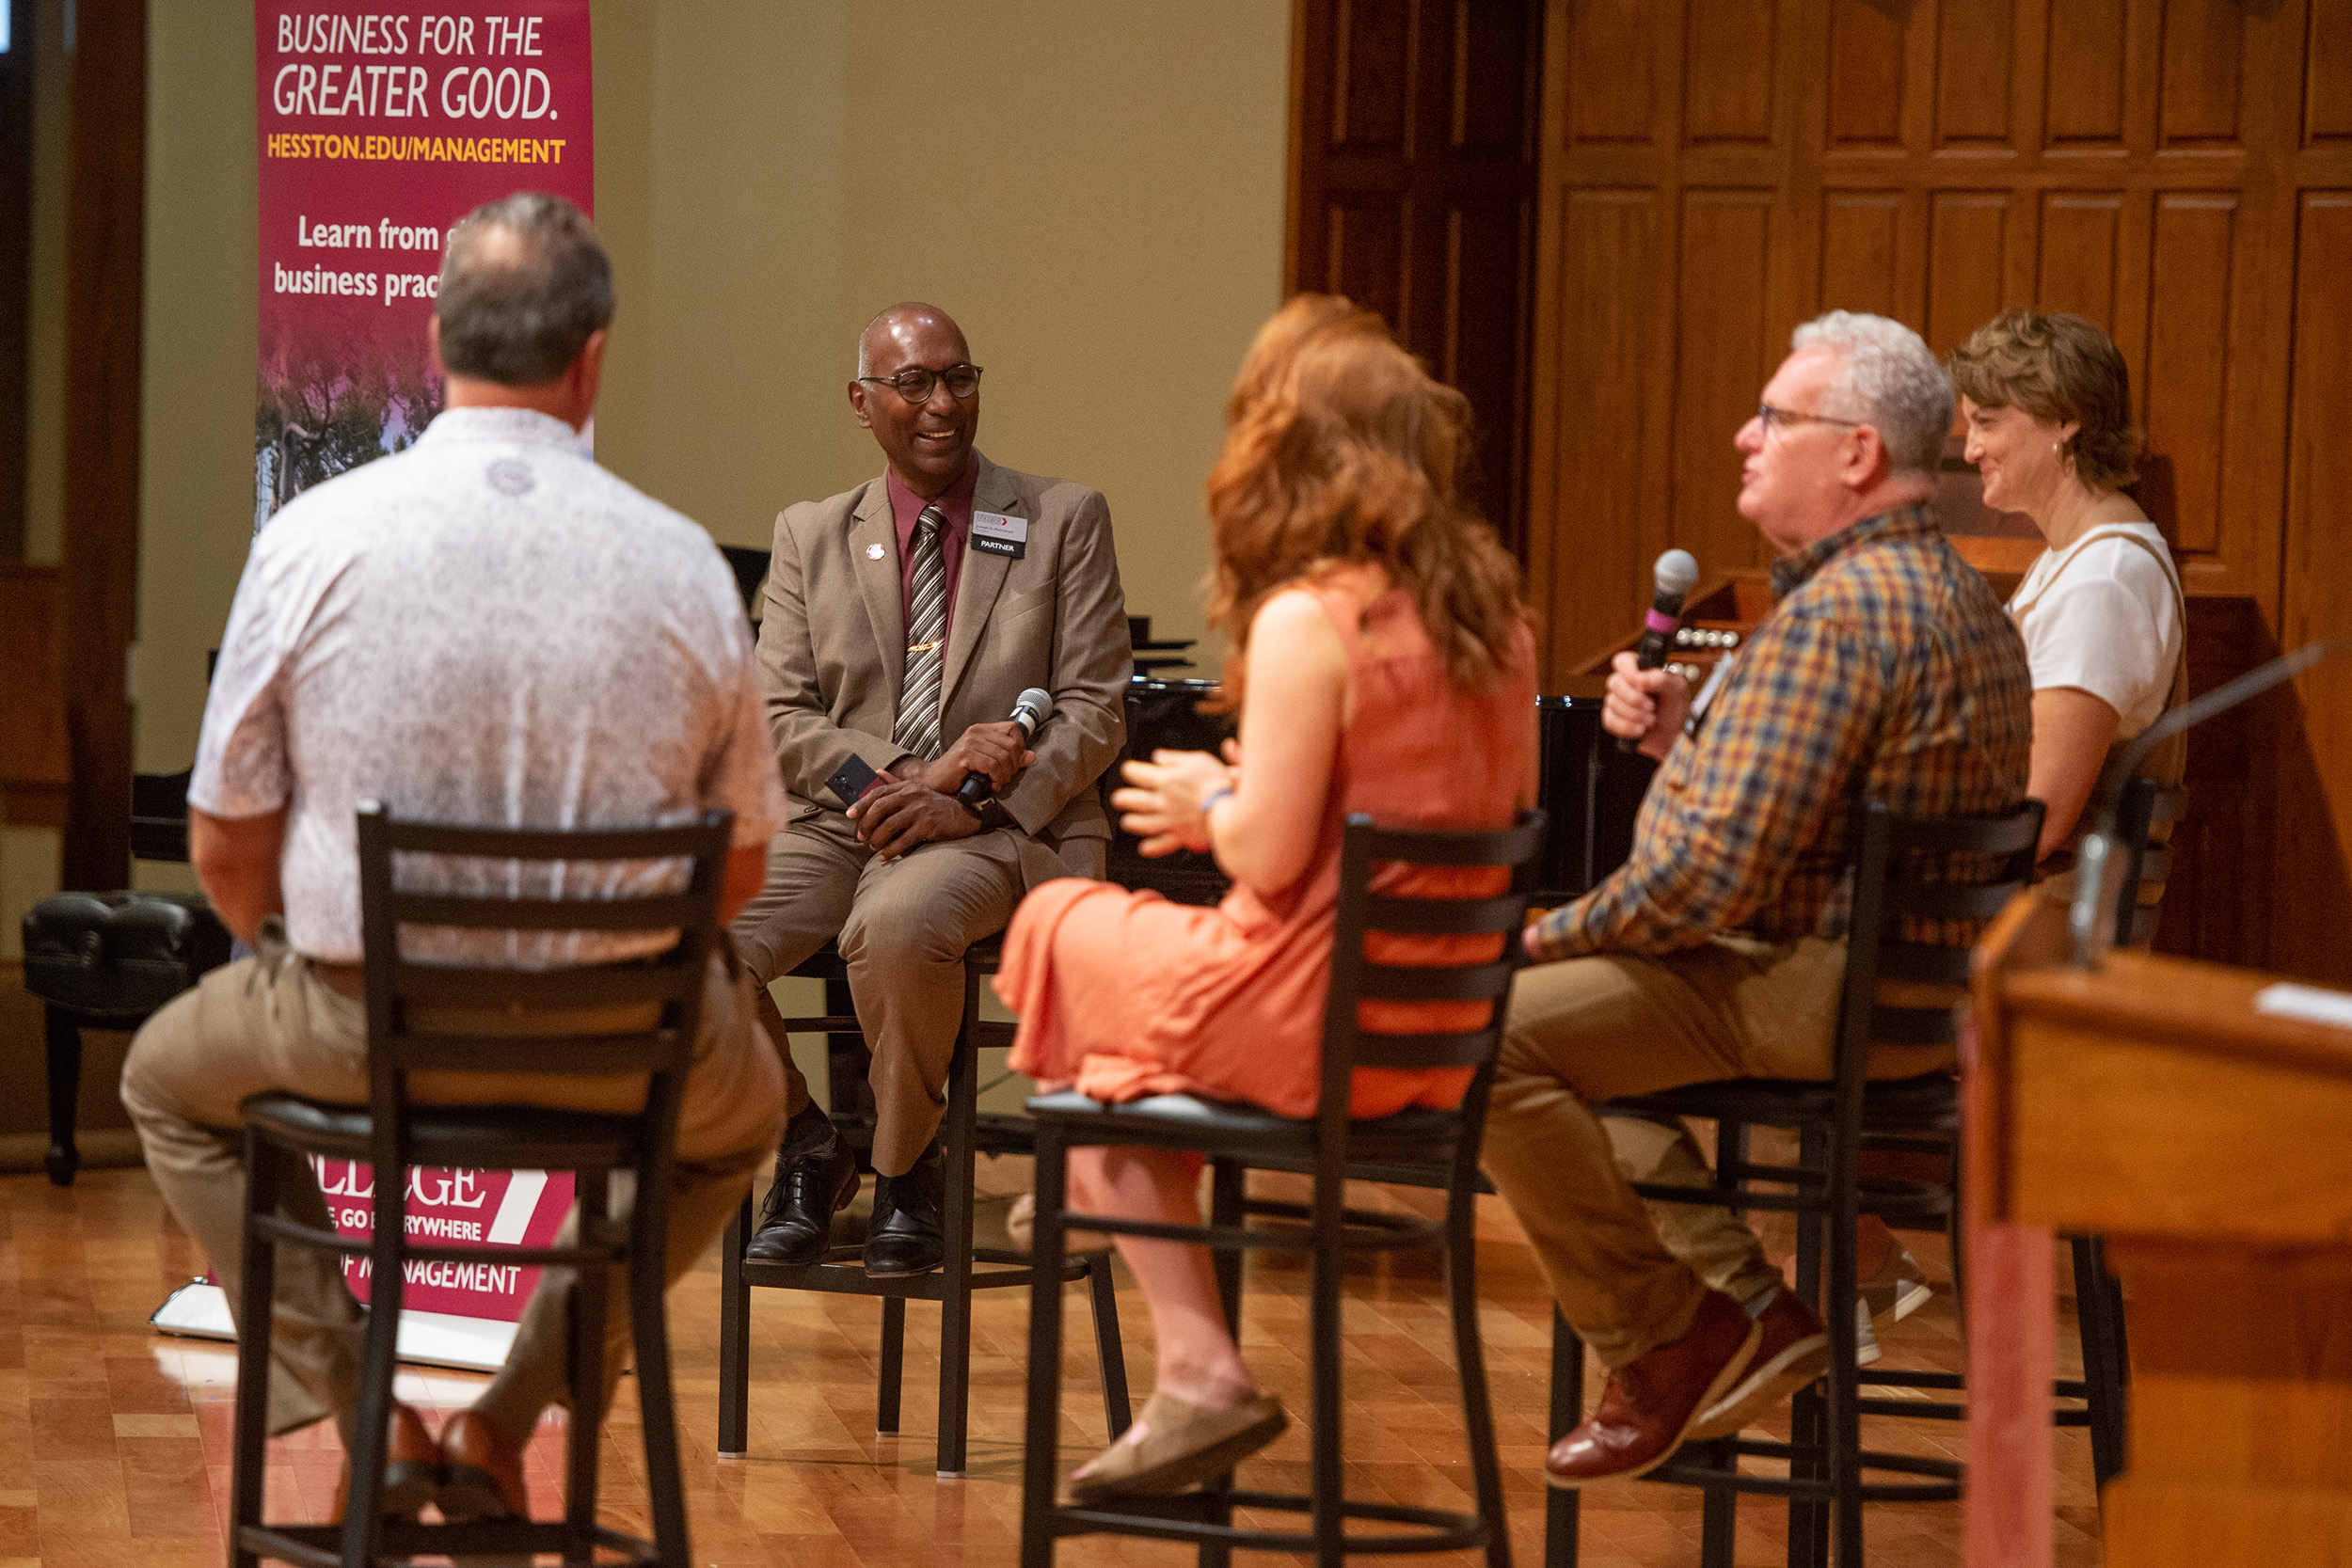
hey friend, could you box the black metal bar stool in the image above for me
[1539,800,2042,1568]
[228,803,734,1568]
[716,934,1130,1476]
[1020,812,1544,1568]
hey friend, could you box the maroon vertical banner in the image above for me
[253,3,595,529]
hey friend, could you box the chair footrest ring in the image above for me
[1041,1487,1487,1555]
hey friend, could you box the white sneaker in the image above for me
[1852,1244,1931,1366]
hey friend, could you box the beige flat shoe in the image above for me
[1007,1191,1114,1256]
[1069,1389,1288,1502]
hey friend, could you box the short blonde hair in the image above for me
[1947,309,2141,490]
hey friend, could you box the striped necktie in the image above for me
[893,503,948,760]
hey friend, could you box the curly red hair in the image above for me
[1203,294,1529,707]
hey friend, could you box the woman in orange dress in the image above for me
[995,294,1538,1498]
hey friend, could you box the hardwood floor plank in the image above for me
[0,1161,2111,1565]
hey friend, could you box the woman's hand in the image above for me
[1110,748,1236,858]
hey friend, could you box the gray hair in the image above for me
[437,193,613,385]
[1788,311,1952,478]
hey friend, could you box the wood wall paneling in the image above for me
[2309,3,2352,146]
[1937,0,2019,146]
[1828,0,1906,147]
[1821,189,1904,319]
[58,0,143,890]
[2156,0,2245,148]
[0,0,30,562]
[1453,0,1529,153]
[2273,189,2352,984]
[2045,0,2130,145]
[2142,192,2234,556]
[1927,190,2012,352]
[1525,0,2348,977]
[1682,0,1776,145]
[1672,190,1773,575]
[1326,196,1411,335]
[1543,187,1657,669]
[2035,190,2122,327]
[1292,0,1541,552]
[1563,0,1655,144]
[1332,0,1415,152]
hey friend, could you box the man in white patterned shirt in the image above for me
[120,193,785,1522]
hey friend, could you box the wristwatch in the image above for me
[960,791,1012,832]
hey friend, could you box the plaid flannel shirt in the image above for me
[1528,504,2032,961]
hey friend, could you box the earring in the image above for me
[2052,441,2062,455]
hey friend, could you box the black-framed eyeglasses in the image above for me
[1756,403,1865,441]
[859,363,984,404]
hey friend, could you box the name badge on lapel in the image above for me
[970,510,1027,560]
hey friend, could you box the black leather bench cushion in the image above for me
[22,891,234,1018]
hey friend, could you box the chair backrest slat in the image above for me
[356,804,732,1169]
[1319,811,1545,1141]
[1348,1028,1500,1070]
[396,1034,675,1075]
[385,891,706,932]
[1884,881,2024,923]
[1839,800,2042,1072]
[1356,959,1519,1005]
[1361,892,1527,936]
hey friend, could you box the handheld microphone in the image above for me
[1617,549,1701,753]
[954,687,1054,812]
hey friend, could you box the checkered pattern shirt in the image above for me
[1528,504,2032,960]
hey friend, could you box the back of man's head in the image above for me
[1789,311,1953,480]
[436,193,613,386]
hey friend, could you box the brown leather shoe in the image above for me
[437,1407,529,1523]
[329,1402,442,1522]
[1691,1288,1830,1438]
[1545,1290,1759,1488]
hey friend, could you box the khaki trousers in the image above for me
[730,814,1101,1176]
[119,922,784,1447]
[1482,935,1851,1369]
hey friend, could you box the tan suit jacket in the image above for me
[755,451,1130,882]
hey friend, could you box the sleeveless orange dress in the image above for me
[998,580,1536,1119]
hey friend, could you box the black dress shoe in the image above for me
[744,1136,860,1264]
[863,1146,946,1276]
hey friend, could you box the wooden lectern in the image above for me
[1964,883,2352,1566]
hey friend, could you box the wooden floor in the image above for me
[0,1155,2105,1566]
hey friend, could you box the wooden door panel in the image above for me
[2046,0,2131,145]
[1827,0,1906,147]
[1561,0,1659,146]
[2156,0,2247,148]
[1821,189,1904,317]
[2143,191,2236,556]
[1538,188,1659,666]
[1927,190,2013,351]
[2309,5,2352,146]
[2037,190,2123,327]
[1936,0,2020,146]
[1672,189,1774,575]
[2273,189,2352,984]
[1331,0,1416,153]
[1454,0,1534,153]
[1683,0,1778,146]
[1327,198,1412,336]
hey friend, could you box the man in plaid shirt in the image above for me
[1484,312,2032,1487]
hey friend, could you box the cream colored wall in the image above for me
[133,0,1285,777]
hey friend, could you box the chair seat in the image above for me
[240,1092,644,1169]
[1026,1089,1467,1165]
[23,891,232,1017]
[1609,1069,1956,1133]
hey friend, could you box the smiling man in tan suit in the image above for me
[731,301,1128,1275]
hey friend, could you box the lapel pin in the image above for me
[866,543,886,561]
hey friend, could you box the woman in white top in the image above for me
[1948,309,2186,861]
